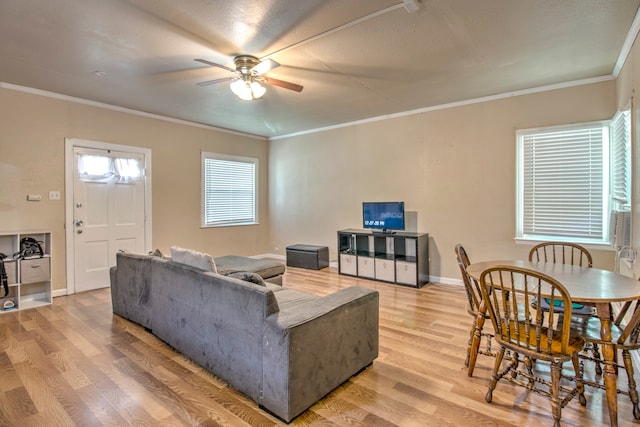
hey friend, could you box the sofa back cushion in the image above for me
[150,257,278,402]
[170,246,217,273]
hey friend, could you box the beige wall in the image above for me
[0,87,270,292]
[269,82,618,282]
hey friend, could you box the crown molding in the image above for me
[0,81,267,141]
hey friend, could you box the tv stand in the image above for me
[337,229,429,288]
[372,229,396,235]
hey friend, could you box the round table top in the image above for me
[466,260,640,303]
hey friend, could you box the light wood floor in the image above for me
[0,265,638,426]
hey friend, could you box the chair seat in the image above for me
[570,316,639,350]
[500,322,585,357]
[533,297,595,316]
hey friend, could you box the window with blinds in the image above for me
[611,109,631,208]
[201,153,257,227]
[516,111,631,245]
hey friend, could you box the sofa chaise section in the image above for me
[262,286,379,421]
[214,255,285,285]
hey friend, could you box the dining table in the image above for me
[465,259,640,427]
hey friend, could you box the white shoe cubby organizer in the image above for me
[0,231,52,312]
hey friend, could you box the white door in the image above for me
[73,147,146,292]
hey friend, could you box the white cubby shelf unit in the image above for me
[0,231,52,312]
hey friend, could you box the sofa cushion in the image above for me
[272,288,319,310]
[228,271,266,286]
[215,255,284,279]
[170,246,217,273]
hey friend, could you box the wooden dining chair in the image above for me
[479,265,586,427]
[528,241,607,374]
[528,242,594,316]
[571,298,640,420]
[529,241,593,267]
[454,244,495,371]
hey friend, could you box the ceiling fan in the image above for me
[195,55,303,100]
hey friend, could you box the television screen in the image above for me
[363,202,405,231]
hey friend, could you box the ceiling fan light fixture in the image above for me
[230,78,248,98]
[230,77,266,100]
[250,81,266,99]
[197,54,301,97]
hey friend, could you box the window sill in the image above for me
[201,222,259,229]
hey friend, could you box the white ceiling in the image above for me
[1,0,639,138]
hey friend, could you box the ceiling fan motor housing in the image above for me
[234,55,261,75]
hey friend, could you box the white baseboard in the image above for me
[52,288,67,298]
[252,253,285,261]
[431,276,463,286]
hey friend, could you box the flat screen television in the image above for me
[362,201,405,233]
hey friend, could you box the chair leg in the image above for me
[468,312,485,377]
[511,352,520,378]
[571,353,587,406]
[622,350,640,419]
[484,333,493,356]
[486,346,505,403]
[524,356,535,389]
[550,361,562,427]
[591,343,603,375]
[465,322,474,368]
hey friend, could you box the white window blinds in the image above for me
[611,109,631,207]
[518,124,605,241]
[202,153,257,227]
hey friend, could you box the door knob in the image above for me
[75,220,83,227]
[77,229,83,234]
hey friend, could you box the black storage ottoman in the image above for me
[286,244,330,270]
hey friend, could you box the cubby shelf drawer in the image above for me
[3,260,17,285]
[375,259,395,282]
[396,261,417,286]
[357,256,375,278]
[20,257,51,284]
[339,254,357,275]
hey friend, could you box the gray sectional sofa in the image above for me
[109,251,379,422]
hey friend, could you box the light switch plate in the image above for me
[49,191,61,200]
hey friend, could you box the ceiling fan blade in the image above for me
[252,58,280,75]
[197,76,235,86]
[262,76,303,92]
[194,58,236,73]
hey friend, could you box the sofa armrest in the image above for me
[261,286,379,422]
[110,252,154,330]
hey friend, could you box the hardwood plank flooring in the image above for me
[0,265,637,426]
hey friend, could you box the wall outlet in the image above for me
[49,191,61,200]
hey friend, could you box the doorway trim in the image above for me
[64,138,152,295]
